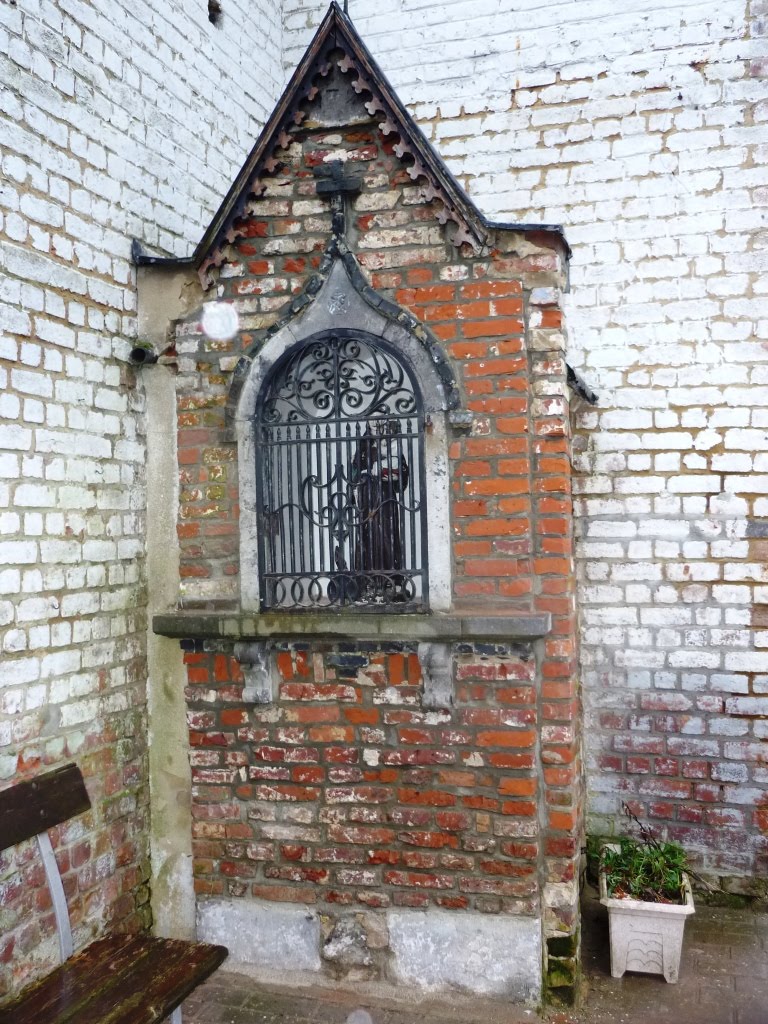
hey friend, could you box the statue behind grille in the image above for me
[255,329,428,610]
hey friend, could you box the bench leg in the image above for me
[170,1008,182,1024]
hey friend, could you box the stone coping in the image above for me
[152,610,551,643]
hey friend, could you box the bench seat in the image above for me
[0,934,227,1024]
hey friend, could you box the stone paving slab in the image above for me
[183,975,539,1024]
[182,891,768,1024]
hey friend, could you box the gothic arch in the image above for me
[232,252,453,613]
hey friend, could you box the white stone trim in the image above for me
[234,258,452,613]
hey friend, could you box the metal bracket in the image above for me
[234,642,274,704]
[448,410,473,433]
[418,642,454,710]
[37,831,74,961]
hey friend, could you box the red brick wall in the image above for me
[175,121,567,610]
[173,94,580,953]
[186,642,541,914]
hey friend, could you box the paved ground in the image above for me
[569,887,768,1024]
[183,889,768,1024]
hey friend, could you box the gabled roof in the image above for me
[138,2,567,284]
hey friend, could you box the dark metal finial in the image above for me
[344,0,349,13]
[313,161,362,239]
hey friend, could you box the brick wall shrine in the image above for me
[152,5,581,1005]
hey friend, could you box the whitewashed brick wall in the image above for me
[285,0,768,879]
[0,0,282,994]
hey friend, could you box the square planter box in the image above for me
[599,849,695,984]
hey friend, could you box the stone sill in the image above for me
[152,609,552,643]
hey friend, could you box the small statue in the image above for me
[350,420,409,601]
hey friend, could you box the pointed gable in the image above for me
[194,1,493,285]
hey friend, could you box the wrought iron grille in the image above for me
[255,329,428,611]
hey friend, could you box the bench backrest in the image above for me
[0,763,90,852]
[0,763,91,961]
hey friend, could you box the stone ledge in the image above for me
[152,610,551,643]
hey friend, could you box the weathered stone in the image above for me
[153,611,552,642]
[322,917,373,967]
[387,909,541,1001]
[198,899,321,973]
[360,912,389,950]
[234,642,274,703]
[418,642,454,710]
[547,930,579,958]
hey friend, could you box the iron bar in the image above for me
[255,329,427,611]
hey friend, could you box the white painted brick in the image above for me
[1,2,286,989]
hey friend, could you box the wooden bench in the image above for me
[0,763,227,1024]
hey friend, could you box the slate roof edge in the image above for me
[131,239,195,268]
[567,364,599,406]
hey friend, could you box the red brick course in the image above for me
[185,643,542,914]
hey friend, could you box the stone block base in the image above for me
[198,899,321,973]
[197,899,541,1003]
[388,909,541,1001]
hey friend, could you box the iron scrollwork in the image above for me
[256,329,428,611]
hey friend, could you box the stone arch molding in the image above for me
[233,251,454,613]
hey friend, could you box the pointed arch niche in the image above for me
[232,253,455,614]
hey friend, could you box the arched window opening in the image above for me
[255,329,428,611]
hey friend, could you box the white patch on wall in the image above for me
[388,909,542,1002]
[198,899,321,972]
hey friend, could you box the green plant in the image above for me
[602,835,688,903]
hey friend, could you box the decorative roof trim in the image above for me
[187,2,569,288]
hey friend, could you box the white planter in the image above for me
[599,853,695,984]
